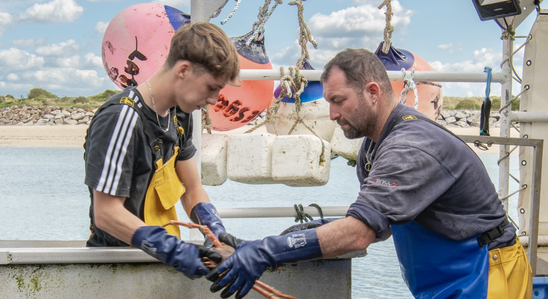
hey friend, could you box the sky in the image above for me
[0,0,540,99]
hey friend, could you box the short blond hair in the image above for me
[166,22,240,85]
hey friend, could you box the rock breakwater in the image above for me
[0,105,503,128]
[0,106,97,126]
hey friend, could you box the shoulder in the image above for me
[386,106,457,149]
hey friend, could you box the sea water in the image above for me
[0,147,520,299]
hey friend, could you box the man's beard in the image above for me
[339,121,362,139]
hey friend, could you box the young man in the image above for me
[84,22,239,279]
[208,48,532,298]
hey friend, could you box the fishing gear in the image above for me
[480,66,492,136]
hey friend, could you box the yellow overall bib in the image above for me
[143,145,185,238]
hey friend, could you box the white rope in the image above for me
[221,0,243,25]
[210,0,229,19]
[399,68,419,110]
[245,0,283,46]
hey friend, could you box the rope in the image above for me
[246,0,283,46]
[289,0,318,69]
[284,67,327,165]
[399,68,419,110]
[221,0,243,25]
[501,34,531,84]
[210,0,230,19]
[245,66,294,134]
[246,66,328,165]
[308,203,324,219]
[378,0,394,54]
[499,85,527,113]
[201,107,212,134]
[293,204,313,223]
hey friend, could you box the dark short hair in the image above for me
[321,48,393,95]
[166,22,240,85]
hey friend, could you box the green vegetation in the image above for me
[27,88,57,99]
[0,88,119,109]
[442,95,519,111]
[454,98,481,110]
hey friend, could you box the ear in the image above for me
[365,82,381,102]
[175,60,192,80]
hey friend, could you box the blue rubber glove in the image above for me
[279,218,339,235]
[190,202,226,238]
[131,226,221,279]
[207,229,322,299]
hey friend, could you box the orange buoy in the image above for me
[375,42,443,121]
[208,31,274,131]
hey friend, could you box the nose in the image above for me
[329,104,340,121]
[207,92,219,105]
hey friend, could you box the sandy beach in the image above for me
[0,124,518,154]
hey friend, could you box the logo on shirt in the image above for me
[402,115,417,121]
[120,96,135,107]
[287,233,307,249]
[371,177,398,187]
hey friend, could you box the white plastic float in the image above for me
[200,133,228,186]
[223,133,331,186]
[271,135,331,186]
[266,98,337,141]
[226,133,276,184]
[330,127,365,162]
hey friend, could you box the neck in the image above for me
[137,77,171,117]
[370,97,398,142]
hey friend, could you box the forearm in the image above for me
[175,158,210,215]
[93,190,146,245]
[316,216,376,258]
[181,185,210,216]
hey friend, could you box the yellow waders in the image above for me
[143,146,185,238]
[487,238,533,299]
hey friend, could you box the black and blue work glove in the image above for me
[280,218,340,235]
[190,202,227,238]
[207,229,322,299]
[131,226,221,279]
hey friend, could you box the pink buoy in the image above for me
[101,4,190,89]
[209,31,274,131]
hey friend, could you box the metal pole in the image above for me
[189,0,229,175]
[529,140,543,275]
[238,69,506,83]
[217,206,349,218]
[190,1,207,177]
[188,0,226,241]
[498,33,514,212]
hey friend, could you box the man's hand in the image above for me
[207,229,322,299]
[131,226,221,279]
[207,239,272,299]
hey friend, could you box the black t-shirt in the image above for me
[85,87,196,246]
[347,104,515,250]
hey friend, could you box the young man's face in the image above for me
[177,66,227,113]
